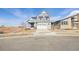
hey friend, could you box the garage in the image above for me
[37,23,48,30]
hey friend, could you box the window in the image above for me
[65,21,68,25]
[74,16,77,19]
[73,23,78,27]
[71,16,77,21]
[45,16,49,20]
[62,21,68,25]
[39,16,43,20]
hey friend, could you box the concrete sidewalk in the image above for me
[0,31,79,39]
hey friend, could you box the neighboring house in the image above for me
[26,11,79,31]
[59,14,79,30]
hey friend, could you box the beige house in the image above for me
[26,11,79,31]
[56,14,79,30]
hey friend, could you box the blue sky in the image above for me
[0,8,79,26]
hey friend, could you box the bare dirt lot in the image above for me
[0,36,79,51]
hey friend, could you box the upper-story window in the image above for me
[39,16,43,20]
[71,16,77,21]
[45,16,49,20]
[62,21,68,25]
[74,16,77,19]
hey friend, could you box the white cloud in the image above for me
[3,8,37,21]
[3,9,28,19]
[67,10,79,17]
[0,9,37,26]
[50,9,77,21]
[0,19,5,23]
[0,18,23,26]
[60,8,78,15]
[50,16,62,22]
[10,9,28,19]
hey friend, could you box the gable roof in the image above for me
[27,17,37,23]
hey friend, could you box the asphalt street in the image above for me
[0,35,79,51]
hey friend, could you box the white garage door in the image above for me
[37,23,48,30]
